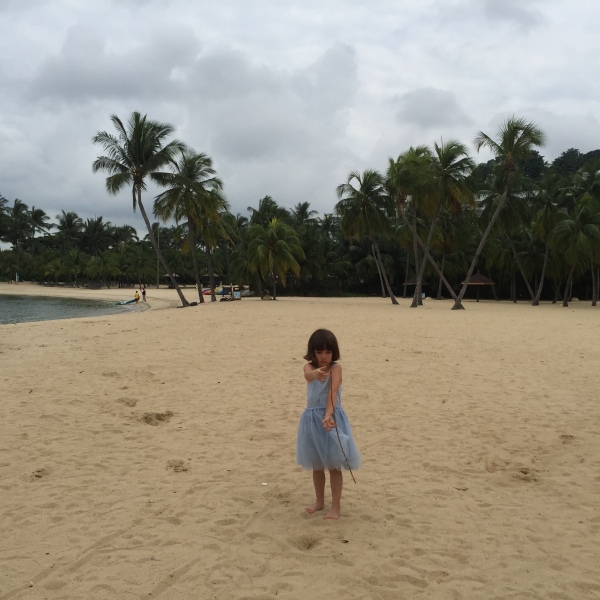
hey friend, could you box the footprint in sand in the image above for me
[140,411,174,425]
[30,467,47,481]
[166,459,188,472]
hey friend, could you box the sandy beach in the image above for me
[1,283,599,599]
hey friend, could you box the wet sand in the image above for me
[1,283,599,599]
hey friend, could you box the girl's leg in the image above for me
[305,470,325,513]
[324,469,343,520]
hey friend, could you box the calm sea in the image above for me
[0,293,142,325]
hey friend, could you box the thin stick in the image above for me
[329,373,357,484]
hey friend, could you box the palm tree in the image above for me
[551,195,600,306]
[92,112,189,306]
[386,151,459,301]
[247,218,305,299]
[336,169,399,304]
[530,173,562,305]
[154,149,226,303]
[410,140,475,307]
[56,210,84,246]
[452,117,546,309]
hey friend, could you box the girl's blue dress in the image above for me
[296,375,361,471]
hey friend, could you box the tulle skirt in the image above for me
[296,406,361,471]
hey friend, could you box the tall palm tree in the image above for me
[336,169,399,304]
[410,140,474,307]
[154,149,226,303]
[386,151,459,301]
[452,116,546,309]
[92,112,189,306]
[247,217,305,299]
[530,173,562,305]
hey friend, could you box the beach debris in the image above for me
[341,539,349,544]
[262,482,268,485]
[454,487,468,491]
[140,411,173,426]
[166,459,188,472]
[560,434,574,444]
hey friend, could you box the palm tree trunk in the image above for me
[372,240,398,304]
[437,253,445,299]
[398,207,458,301]
[411,204,441,308]
[138,192,189,307]
[487,269,500,300]
[562,265,576,307]
[452,190,508,310]
[532,244,550,306]
[271,271,277,300]
[511,272,516,302]
[372,242,386,297]
[403,250,410,298]
[187,222,204,304]
[412,212,421,285]
[508,237,535,300]
[591,253,597,306]
[207,248,217,302]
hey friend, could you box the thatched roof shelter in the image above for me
[460,271,495,302]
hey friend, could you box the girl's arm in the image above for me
[304,363,328,382]
[324,363,342,422]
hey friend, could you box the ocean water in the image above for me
[0,293,142,325]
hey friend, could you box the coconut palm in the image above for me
[386,151,459,301]
[336,169,399,304]
[154,149,226,303]
[56,210,84,246]
[247,217,305,299]
[409,140,474,307]
[92,112,189,306]
[530,173,562,304]
[452,117,546,309]
[550,195,600,306]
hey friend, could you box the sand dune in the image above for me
[1,283,599,599]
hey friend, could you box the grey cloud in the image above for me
[482,0,544,29]
[395,87,472,129]
[28,23,200,104]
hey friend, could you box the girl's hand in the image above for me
[313,367,329,382]
[322,416,336,431]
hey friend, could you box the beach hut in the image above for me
[461,271,495,302]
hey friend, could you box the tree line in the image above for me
[1,112,599,309]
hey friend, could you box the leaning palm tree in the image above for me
[154,149,226,303]
[92,112,189,306]
[452,116,546,309]
[410,140,475,307]
[247,217,305,299]
[530,173,562,305]
[336,169,399,304]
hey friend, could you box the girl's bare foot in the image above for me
[305,502,324,514]
[323,508,340,520]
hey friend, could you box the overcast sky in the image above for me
[1,0,599,234]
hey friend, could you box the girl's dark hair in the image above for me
[304,329,340,365]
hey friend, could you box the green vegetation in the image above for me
[1,112,600,308]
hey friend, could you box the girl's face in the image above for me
[315,348,333,368]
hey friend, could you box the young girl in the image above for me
[296,329,361,520]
